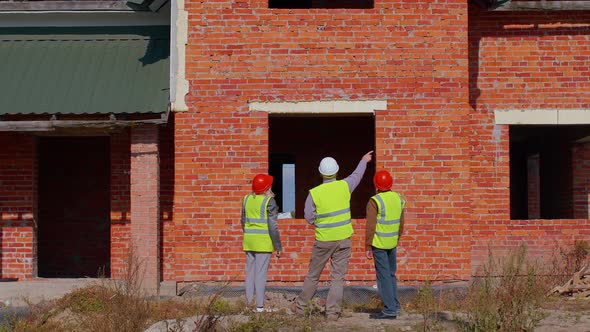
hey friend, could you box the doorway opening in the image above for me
[38,137,111,277]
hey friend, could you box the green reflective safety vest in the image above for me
[242,193,274,252]
[371,191,404,249]
[309,180,353,242]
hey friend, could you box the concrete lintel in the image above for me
[494,109,558,125]
[495,109,590,125]
[558,109,590,125]
[248,100,387,114]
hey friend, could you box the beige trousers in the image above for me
[295,238,351,318]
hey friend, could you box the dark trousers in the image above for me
[372,246,400,315]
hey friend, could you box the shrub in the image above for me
[461,245,547,332]
[550,240,590,285]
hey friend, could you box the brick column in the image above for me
[130,126,160,294]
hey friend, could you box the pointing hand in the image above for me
[362,151,374,163]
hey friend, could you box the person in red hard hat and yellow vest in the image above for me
[365,170,405,320]
[293,151,373,321]
[242,174,282,313]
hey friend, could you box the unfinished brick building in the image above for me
[1,0,589,293]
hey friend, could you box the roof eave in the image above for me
[0,1,150,12]
[0,110,169,132]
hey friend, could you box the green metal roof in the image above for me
[0,26,170,115]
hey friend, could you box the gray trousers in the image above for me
[245,251,271,308]
[295,238,351,318]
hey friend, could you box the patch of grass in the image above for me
[58,286,107,314]
[413,280,446,332]
[0,299,68,332]
[210,297,243,315]
[460,244,548,332]
[348,295,383,313]
[0,311,27,332]
[228,310,320,332]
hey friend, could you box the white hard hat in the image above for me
[318,157,339,177]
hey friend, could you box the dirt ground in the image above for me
[3,283,590,331]
[159,290,590,332]
[282,292,590,332]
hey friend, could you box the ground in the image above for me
[145,289,590,332]
[144,292,590,332]
[2,281,590,331]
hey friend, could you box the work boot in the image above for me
[369,312,397,320]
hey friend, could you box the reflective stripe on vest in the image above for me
[309,180,353,241]
[242,194,274,252]
[371,191,403,249]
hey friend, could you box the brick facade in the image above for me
[167,0,589,285]
[172,0,472,283]
[1,1,589,288]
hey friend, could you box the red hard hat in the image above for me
[252,174,273,194]
[373,170,393,191]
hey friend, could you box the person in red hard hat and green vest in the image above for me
[365,170,405,320]
[292,151,373,321]
[241,174,282,313]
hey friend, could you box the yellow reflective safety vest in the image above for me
[309,180,353,242]
[370,191,404,249]
[242,193,274,252]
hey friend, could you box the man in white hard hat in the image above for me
[292,150,373,321]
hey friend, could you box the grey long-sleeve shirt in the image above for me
[241,195,282,252]
[304,159,368,225]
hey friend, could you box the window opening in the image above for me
[269,114,376,219]
[510,125,590,219]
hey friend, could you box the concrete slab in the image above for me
[0,279,97,306]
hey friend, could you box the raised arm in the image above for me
[344,150,373,192]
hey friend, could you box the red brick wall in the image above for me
[469,5,590,273]
[0,134,35,280]
[174,0,470,283]
[111,130,131,278]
